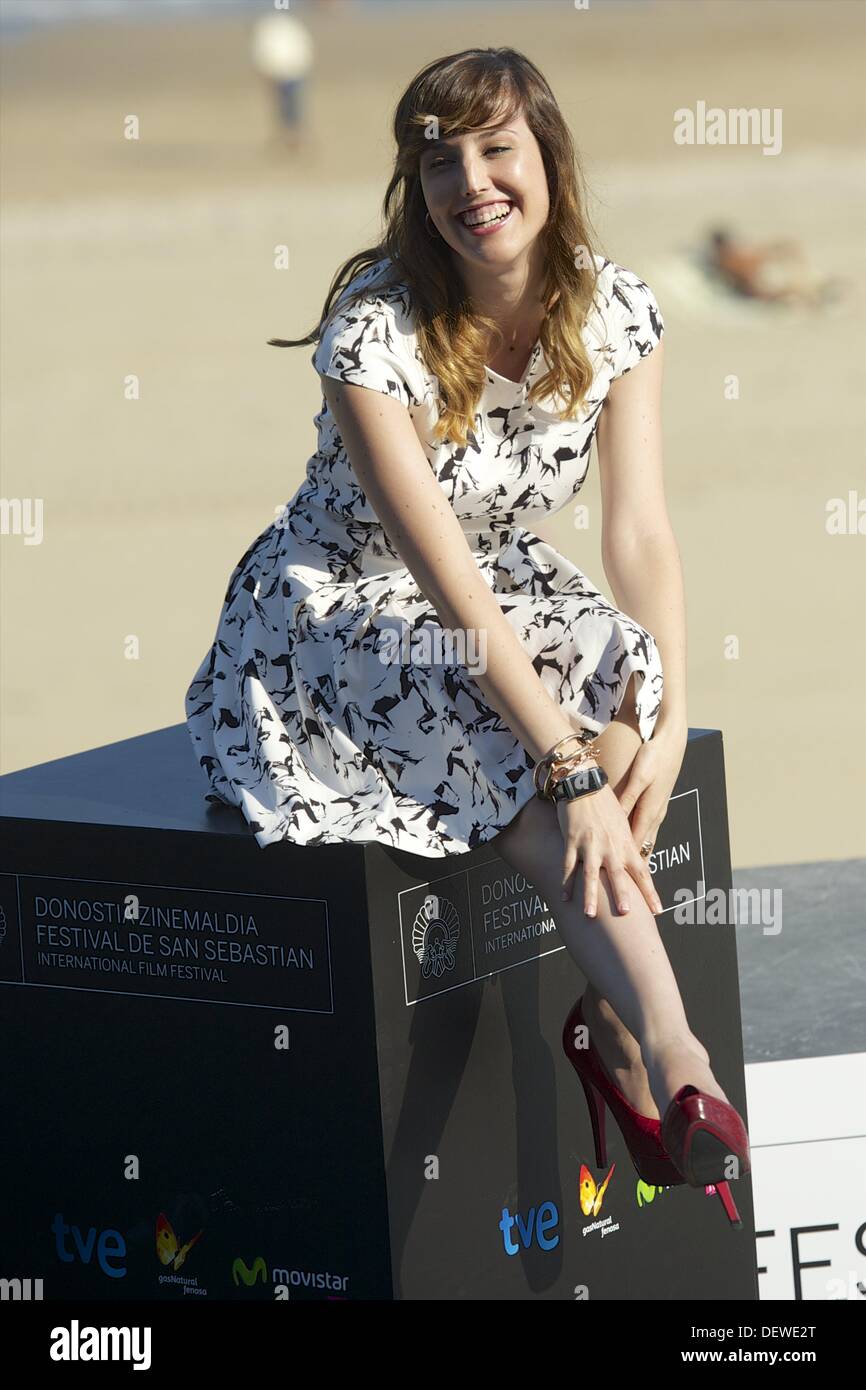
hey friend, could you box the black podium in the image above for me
[0,725,758,1300]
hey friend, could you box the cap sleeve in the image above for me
[312,281,422,410]
[605,261,665,380]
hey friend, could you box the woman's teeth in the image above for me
[459,202,513,228]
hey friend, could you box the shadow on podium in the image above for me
[0,724,758,1301]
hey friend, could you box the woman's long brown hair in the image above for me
[269,46,605,449]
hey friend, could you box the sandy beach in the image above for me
[1,0,864,868]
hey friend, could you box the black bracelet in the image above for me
[546,764,608,802]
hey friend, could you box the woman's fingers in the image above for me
[627,788,660,853]
[608,863,636,915]
[581,850,601,918]
[554,788,666,922]
[628,851,664,915]
[616,768,645,819]
[561,846,662,919]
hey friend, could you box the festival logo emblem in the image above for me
[412,894,460,979]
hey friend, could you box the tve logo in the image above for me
[52,1215,126,1278]
[499,1203,560,1254]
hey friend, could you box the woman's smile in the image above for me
[455,199,516,236]
[420,113,547,262]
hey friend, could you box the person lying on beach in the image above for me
[705,227,844,307]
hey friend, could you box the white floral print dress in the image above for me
[184,252,665,857]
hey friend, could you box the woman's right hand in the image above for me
[555,780,663,919]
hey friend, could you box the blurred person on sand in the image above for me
[186,47,751,1229]
[250,8,314,152]
[705,227,843,308]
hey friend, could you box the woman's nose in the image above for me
[459,153,489,198]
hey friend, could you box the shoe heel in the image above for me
[713,1181,743,1229]
[578,1075,608,1167]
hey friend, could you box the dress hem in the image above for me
[209,662,661,861]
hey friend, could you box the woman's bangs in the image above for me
[403,79,522,167]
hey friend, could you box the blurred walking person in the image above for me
[250,7,314,153]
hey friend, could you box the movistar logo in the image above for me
[233,1256,268,1286]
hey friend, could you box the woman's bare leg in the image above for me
[494,675,728,1121]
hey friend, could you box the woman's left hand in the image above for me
[616,722,688,861]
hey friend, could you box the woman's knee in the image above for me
[611,671,641,733]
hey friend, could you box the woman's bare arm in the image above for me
[320,375,580,765]
[595,338,687,737]
[321,371,663,917]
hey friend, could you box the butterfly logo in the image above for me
[156,1212,203,1269]
[579,1162,615,1216]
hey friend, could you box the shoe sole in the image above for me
[685,1126,752,1185]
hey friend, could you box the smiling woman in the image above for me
[419,115,551,378]
[420,119,546,250]
[190,48,665,853]
[184,45,751,1227]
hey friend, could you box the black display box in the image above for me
[0,725,757,1300]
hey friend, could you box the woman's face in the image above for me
[419,107,550,273]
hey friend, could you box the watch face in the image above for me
[554,766,604,800]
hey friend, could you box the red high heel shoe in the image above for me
[661,1083,751,1197]
[562,995,747,1228]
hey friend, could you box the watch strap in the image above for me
[549,764,608,801]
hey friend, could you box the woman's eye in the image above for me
[428,144,512,170]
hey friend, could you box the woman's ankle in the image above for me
[641,1033,727,1115]
[640,1026,710,1072]
[583,989,642,1064]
